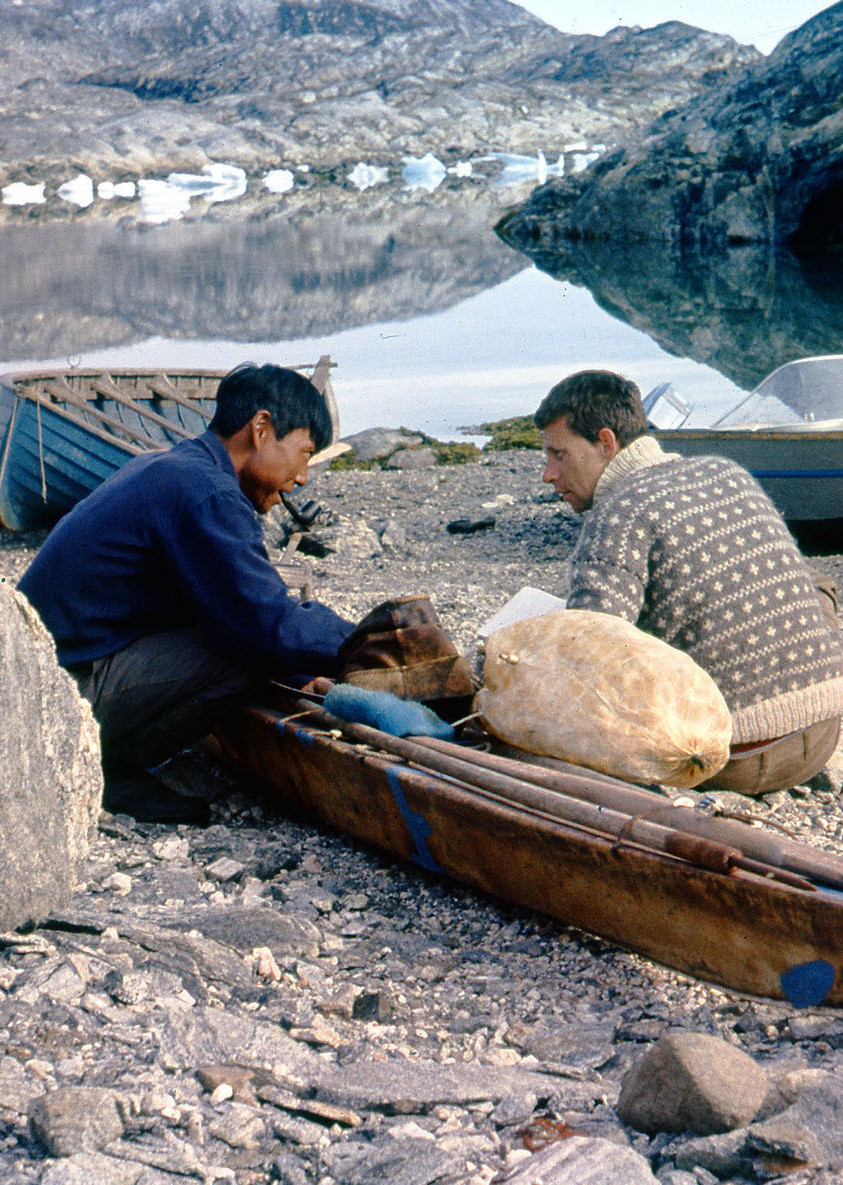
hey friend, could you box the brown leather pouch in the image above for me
[338,595,475,719]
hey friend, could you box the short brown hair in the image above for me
[534,370,649,447]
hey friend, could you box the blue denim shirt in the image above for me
[19,431,353,674]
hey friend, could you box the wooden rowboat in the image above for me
[216,686,843,1008]
[0,357,338,532]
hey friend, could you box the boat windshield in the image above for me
[715,356,843,429]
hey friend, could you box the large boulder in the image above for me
[0,584,102,931]
[499,6,843,253]
[617,1032,769,1135]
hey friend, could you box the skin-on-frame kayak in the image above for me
[216,686,843,1010]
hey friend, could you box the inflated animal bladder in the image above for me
[475,609,732,788]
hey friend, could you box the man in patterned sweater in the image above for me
[535,369,843,795]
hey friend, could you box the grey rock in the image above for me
[29,1087,124,1156]
[500,7,841,253]
[510,1019,615,1073]
[0,1055,45,1117]
[385,447,438,471]
[0,586,101,931]
[313,1059,561,1114]
[190,905,321,960]
[0,1,756,180]
[38,1153,143,1185]
[156,1005,322,1083]
[746,1117,821,1168]
[617,1033,768,1135]
[321,1134,460,1185]
[498,1134,659,1183]
[758,1071,843,1168]
[656,1172,697,1185]
[344,429,425,464]
[670,1129,749,1176]
[490,1090,539,1126]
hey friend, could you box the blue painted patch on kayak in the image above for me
[780,960,836,1008]
[273,719,315,745]
[386,767,442,873]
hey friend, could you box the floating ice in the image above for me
[570,151,601,173]
[484,151,562,187]
[137,179,192,224]
[1,181,46,206]
[402,152,446,193]
[57,173,94,208]
[264,168,295,194]
[97,180,136,200]
[349,162,389,191]
[166,163,247,203]
[448,161,473,178]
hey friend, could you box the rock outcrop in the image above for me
[498,4,843,253]
[0,585,102,931]
[0,0,758,183]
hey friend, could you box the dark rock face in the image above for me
[0,0,758,181]
[499,4,843,253]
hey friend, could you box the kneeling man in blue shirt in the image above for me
[19,364,354,820]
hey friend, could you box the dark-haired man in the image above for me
[19,364,353,818]
[535,369,843,795]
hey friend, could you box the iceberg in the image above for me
[570,151,601,174]
[137,179,192,224]
[402,153,446,193]
[166,163,247,203]
[97,181,136,200]
[448,161,473,178]
[57,174,94,208]
[264,169,295,194]
[482,151,563,187]
[2,181,46,206]
[349,162,389,191]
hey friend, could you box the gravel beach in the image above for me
[3,449,843,1184]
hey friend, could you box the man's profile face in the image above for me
[240,423,315,514]
[541,416,615,513]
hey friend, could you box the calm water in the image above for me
[0,178,807,439]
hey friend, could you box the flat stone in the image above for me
[188,905,320,959]
[39,1152,143,1185]
[343,428,425,463]
[498,1135,659,1183]
[29,1086,124,1156]
[617,1033,768,1135]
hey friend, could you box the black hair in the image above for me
[209,364,333,451]
[534,370,649,447]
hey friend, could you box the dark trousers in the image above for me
[73,628,259,771]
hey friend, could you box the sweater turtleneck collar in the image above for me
[592,434,679,506]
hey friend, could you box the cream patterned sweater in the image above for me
[566,436,843,743]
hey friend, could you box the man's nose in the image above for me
[542,458,557,484]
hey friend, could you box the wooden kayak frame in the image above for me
[216,688,843,1008]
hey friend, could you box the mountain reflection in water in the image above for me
[511,236,843,395]
[6,187,839,435]
[0,190,523,361]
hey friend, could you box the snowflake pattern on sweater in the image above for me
[566,437,843,744]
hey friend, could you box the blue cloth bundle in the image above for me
[324,684,455,740]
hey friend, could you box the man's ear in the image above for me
[596,427,621,460]
[250,409,274,445]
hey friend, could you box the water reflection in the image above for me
[499,235,843,392]
[0,189,523,361]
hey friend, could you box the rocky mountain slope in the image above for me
[498,3,843,253]
[0,0,759,184]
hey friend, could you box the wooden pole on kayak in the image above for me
[290,701,843,892]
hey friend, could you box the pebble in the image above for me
[2,452,843,1182]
